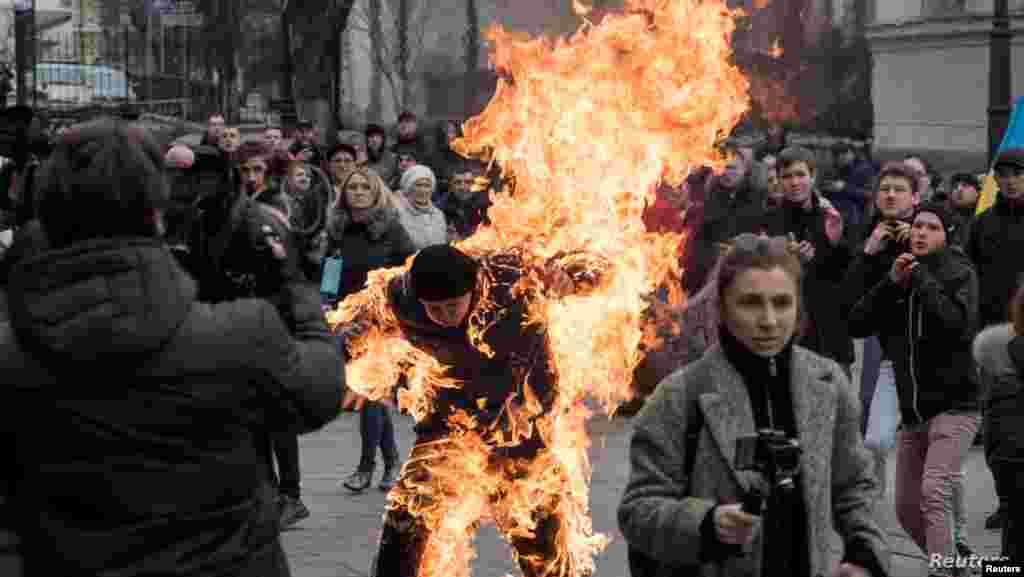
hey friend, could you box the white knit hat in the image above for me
[400,164,436,195]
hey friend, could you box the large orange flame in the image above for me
[327,1,749,575]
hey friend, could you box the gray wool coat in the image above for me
[618,346,889,577]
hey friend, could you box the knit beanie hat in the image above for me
[914,202,955,236]
[995,148,1024,171]
[410,244,479,301]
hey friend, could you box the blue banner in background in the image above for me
[146,0,177,15]
[997,96,1024,153]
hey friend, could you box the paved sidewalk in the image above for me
[282,413,1004,577]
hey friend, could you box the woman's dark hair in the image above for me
[875,161,920,195]
[716,233,803,306]
[1011,280,1024,336]
[37,117,168,248]
[903,154,932,177]
[328,143,358,162]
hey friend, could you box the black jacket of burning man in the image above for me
[387,250,560,444]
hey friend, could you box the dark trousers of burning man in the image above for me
[372,433,564,577]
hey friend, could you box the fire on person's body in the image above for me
[324,1,751,575]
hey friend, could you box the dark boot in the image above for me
[379,460,399,492]
[987,503,1008,530]
[343,470,373,493]
[278,494,310,529]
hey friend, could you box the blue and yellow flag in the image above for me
[978,96,1024,215]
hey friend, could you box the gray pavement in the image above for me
[282,413,1004,577]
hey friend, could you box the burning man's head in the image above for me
[411,244,479,328]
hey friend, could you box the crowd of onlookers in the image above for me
[0,102,1022,577]
[157,110,503,527]
[631,139,1024,575]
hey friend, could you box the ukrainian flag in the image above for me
[978,96,1024,215]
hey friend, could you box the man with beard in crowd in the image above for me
[440,161,492,242]
[690,144,764,300]
[391,111,432,166]
[289,121,323,167]
[945,172,980,248]
[365,124,397,185]
[201,112,226,147]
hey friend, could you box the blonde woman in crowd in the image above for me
[321,167,416,494]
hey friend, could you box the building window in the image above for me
[922,0,967,17]
[60,0,73,8]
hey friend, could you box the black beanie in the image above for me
[410,244,479,301]
[914,202,955,236]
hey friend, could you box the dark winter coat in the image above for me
[0,234,343,577]
[367,147,398,185]
[386,250,557,443]
[840,211,915,316]
[966,196,1024,327]
[763,194,854,364]
[323,201,416,301]
[438,190,491,241]
[277,165,333,279]
[973,324,1024,467]
[848,246,980,426]
[690,176,765,297]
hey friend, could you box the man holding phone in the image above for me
[842,161,922,509]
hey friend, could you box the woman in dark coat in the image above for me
[322,167,416,493]
[973,282,1024,562]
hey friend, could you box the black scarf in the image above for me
[718,325,810,577]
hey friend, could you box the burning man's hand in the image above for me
[713,504,760,546]
[543,264,575,297]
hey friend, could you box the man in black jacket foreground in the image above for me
[0,118,344,576]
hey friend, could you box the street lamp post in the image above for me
[277,0,298,133]
[989,0,1013,165]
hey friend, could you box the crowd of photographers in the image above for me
[0,103,1022,576]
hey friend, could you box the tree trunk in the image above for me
[369,0,383,121]
[464,0,480,116]
[397,0,410,110]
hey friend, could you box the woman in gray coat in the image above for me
[619,233,889,577]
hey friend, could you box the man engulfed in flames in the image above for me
[334,244,607,577]
[329,0,755,574]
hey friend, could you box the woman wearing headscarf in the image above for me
[395,164,448,250]
[620,233,888,577]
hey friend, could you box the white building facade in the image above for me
[868,0,1024,169]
